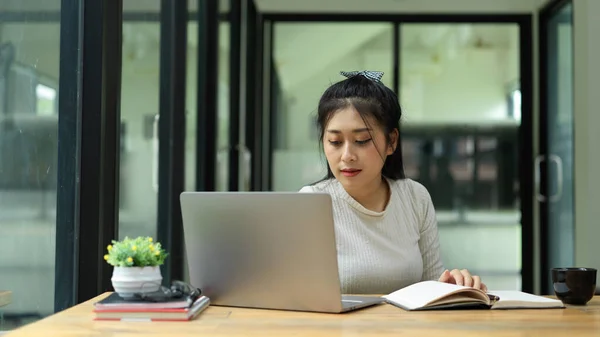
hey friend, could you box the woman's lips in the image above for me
[340,169,361,177]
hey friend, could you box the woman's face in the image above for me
[322,106,396,192]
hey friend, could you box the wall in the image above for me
[573,0,600,272]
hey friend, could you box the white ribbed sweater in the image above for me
[299,177,445,294]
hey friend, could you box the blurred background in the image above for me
[0,0,590,331]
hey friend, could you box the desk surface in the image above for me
[5,293,600,336]
[0,291,11,308]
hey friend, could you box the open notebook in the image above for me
[382,281,565,311]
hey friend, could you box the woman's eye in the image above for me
[356,139,372,145]
[328,140,341,146]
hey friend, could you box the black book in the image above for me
[94,293,194,311]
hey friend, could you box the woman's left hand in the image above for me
[438,269,487,292]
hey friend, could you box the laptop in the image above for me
[180,191,384,313]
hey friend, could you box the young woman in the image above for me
[300,70,486,295]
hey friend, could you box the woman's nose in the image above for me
[341,144,357,162]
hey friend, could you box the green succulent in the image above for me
[104,236,168,267]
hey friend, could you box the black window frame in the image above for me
[538,0,575,296]
[55,0,123,311]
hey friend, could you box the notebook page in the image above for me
[383,281,479,310]
[488,291,564,309]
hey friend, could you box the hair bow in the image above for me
[340,70,384,82]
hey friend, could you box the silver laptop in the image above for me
[180,191,384,313]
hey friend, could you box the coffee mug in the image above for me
[551,267,597,305]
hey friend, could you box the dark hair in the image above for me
[316,74,405,180]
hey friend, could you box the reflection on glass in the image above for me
[400,24,522,290]
[119,21,160,240]
[120,17,197,241]
[35,83,57,115]
[182,18,198,285]
[510,89,522,121]
[271,22,394,191]
[186,22,198,192]
[217,21,230,191]
[0,19,60,329]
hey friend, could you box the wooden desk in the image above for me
[5,293,600,336]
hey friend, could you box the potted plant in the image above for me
[104,236,168,298]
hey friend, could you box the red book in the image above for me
[93,295,210,321]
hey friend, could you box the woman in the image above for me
[300,70,486,294]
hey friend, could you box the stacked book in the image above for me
[93,293,210,321]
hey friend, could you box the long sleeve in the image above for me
[413,183,445,281]
[297,177,445,294]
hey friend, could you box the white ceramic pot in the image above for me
[111,266,162,298]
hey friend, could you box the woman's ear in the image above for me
[387,129,399,155]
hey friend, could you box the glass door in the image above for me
[268,22,395,191]
[399,23,525,291]
[264,16,533,292]
[538,0,574,294]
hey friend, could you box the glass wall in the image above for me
[399,24,522,291]
[0,2,60,330]
[119,18,161,240]
[0,1,224,330]
[118,2,200,239]
[271,22,394,191]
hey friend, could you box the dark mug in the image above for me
[551,267,597,305]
